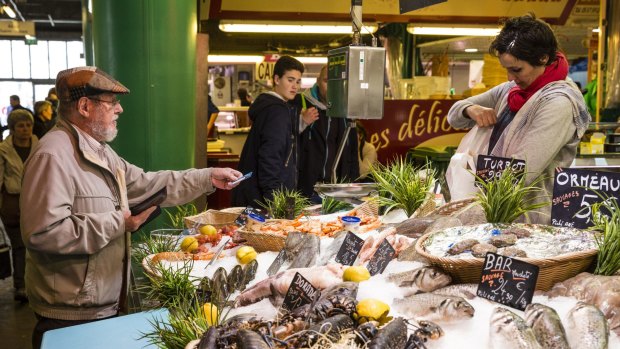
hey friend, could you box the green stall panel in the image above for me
[89,0,197,170]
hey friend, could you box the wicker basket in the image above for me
[184,209,240,229]
[430,198,477,217]
[238,219,290,252]
[141,252,190,278]
[410,193,437,218]
[415,229,598,291]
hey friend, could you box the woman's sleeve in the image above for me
[448,83,510,129]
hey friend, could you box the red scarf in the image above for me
[507,52,569,112]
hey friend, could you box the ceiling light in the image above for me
[2,5,16,19]
[592,28,600,33]
[407,25,500,36]
[207,55,327,65]
[219,20,377,34]
[464,48,478,53]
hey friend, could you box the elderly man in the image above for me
[20,66,242,348]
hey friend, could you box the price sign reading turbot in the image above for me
[477,252,539,311]
[551,167,620,229]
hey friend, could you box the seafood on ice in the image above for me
[234,264,346,307]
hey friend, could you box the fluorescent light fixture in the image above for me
[592,27,600,33]
[464,48,478,53]
[208,55,327,64]
[2,5,16,19]
[219,20,377,34]
[407,25,500,36]
[208,55,263,63]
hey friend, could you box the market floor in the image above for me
[0,277,37,349]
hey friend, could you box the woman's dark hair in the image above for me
[273,55,304,82]
[356,123,367,160]
[489,13,558,67]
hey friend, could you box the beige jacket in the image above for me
[448,80,590,224]
[21,119,215,320]
[0,134,38,196]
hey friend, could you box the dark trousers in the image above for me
[1,192,24,289]
[32,314,117,349]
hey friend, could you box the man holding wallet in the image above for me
[20,66,242,349]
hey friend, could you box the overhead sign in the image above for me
[255,61,275,81]
[0,20,35,37]
[399,0,447,14]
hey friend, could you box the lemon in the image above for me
[356,298,390,322]
[180,236,199,253]
[202,302,219,326]
[236,246,257,265]
[199,224,218,236]
[343,266,371,282]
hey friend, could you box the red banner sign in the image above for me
[359,99,467,164]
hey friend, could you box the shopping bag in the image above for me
[446,126,491,201]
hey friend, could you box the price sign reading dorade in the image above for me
[475,155,526,183]
[367,240,396,276]
[335,232,364,265]
[281,272,319,311]
[477,252,539,311]
[551,167,620,229]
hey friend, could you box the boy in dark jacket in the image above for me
[232,56,317,206]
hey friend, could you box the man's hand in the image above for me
[124,206,157,232]
[302,107,319,126]
[211,167,243,190]
[465,105,498,127]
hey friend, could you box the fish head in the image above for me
[320,282,359,299]
[418,267,452,292]
[418,320,444,339]
[490,307,518,331]
[454,299,475,318]
[524,303,557,328]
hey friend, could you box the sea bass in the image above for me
[386,266,451,296]
[392,293,474,322]
[489,307,541,349]
[524,303,570,349]
[566,302,609,349]
[234,264,346,307]
[432,283,478,300]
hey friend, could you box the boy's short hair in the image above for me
[273,56,304,82]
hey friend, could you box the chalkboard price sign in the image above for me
[335,232,364,265]
[477,252,539,311]
[281,272,319,311]
[551,167,620,229]
[367,239,396,276]
[475,155,526,183]
[235,206,270,226]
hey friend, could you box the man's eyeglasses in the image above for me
[88,97,121,107]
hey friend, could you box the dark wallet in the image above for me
[129,187,167,230]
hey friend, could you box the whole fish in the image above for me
[316,230,348,266]
[489,307,541,349]
[235,264,346,307]
[387,266,451,295]
[392,293,474,321]
[524,303,570,349]
[432,283,478,300]
[565,302,609,349]
[545,272,620,334]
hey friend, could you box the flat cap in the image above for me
[56,66,130,102]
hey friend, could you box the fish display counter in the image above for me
[137,198,620,349]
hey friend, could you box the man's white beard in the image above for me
[92,122,118,142]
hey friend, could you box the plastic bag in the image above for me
[446,126,491,201]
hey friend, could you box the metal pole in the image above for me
[331,120,357,183]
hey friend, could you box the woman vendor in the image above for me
[447,13,590,224]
